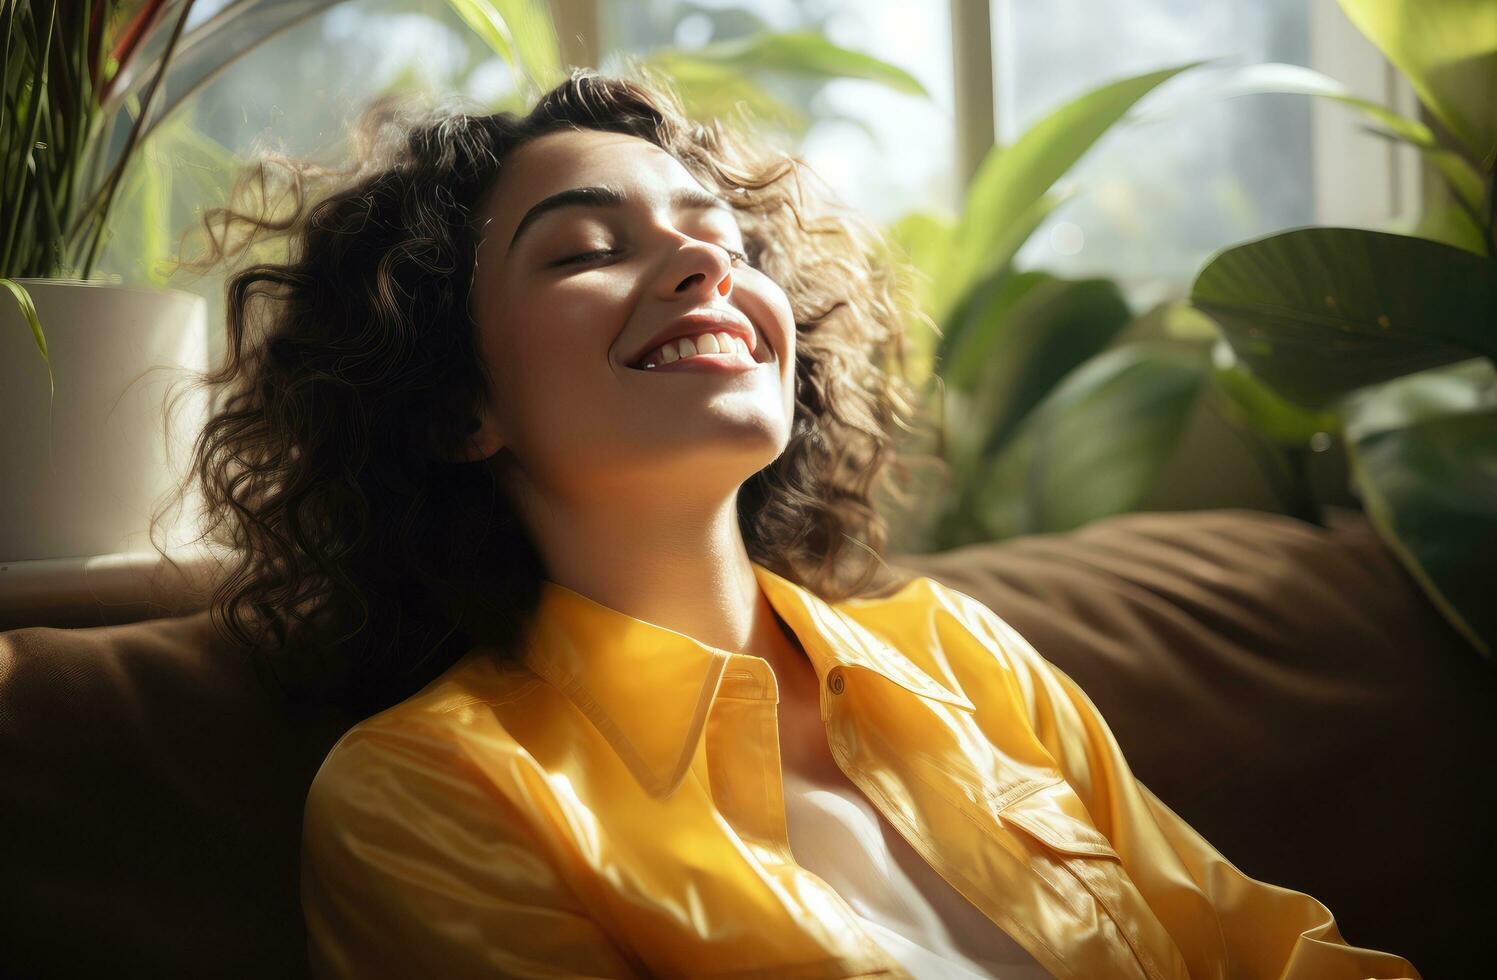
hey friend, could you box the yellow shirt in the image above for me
[300,560,1423,979]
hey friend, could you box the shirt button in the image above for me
[828,671,845,695]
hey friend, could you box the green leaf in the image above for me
[1158,300,1222,342]
[448,0,564,93]
[977,278,1135,461]
[1343,393,1497,661]
[932,60,1204,324]
[639,51,806,134]
[1,277,56,401]
[1210,339,1343,446]
[1420,144,1489,218]
[887,210,957,306]
[940,270,1125,403]
[939,190,1070,324]
[1412,195,1488,255]
[1336,0,1497,166]
[664,30,928,97]
[936,267,1043,378]
[885,210,957,371]
[1339,356,1497,442]
[1190,227,1497,409]
[976,343,1206,536]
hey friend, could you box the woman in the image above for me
[177,68,1422,979]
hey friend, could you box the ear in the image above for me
[441,399,504,463]
[461,401,505,462]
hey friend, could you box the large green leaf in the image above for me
[1340,359,1497,659]
[1336,0,1497,167]
[448,0,563,93]
[940,271,1134,475]
[1191,227,1497,409]
[932,61,1203,324]
[975,343,1207,536]
[885,210,957,373]
[639,51,806,134]
[932,190,1070,327]
[1210,339,1343,446]
[664,30,928,97]
[888,210,956,307]
[938,269,1045,385]
[1419,145,1490,222]
[1412,195,1488,255]
[643,30,929,142]
[1339,356,1497,440]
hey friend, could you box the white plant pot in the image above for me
[0,279,210,563]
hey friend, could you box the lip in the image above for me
[631,350,761,375]
[627,309,765,368]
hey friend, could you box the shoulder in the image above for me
[305,645,556,821]
[837,573,1061,725]
[839,573,1028,668]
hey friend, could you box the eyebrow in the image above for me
[507,184,735,252]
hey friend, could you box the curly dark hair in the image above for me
[155,65,945,719]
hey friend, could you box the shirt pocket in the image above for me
[996,781,1180,980]
[997,786,1124,863]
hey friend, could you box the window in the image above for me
[103,0,1413,364]
[599,0,956,226]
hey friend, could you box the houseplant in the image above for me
[883,0,1494,665]
[1188,0,1497,660]
[886,53,1435,553]
[884,59,1222,553]
[3,0,447,563]
[1,0,213,562]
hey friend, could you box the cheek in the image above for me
[750,277,797,361]
[503,281,626,375]
[486,282,631,436]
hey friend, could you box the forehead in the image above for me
[483,130,714,250]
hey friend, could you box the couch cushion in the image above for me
[0,610,355,978]
[1,507,1487,977]
[891,506,1495,979]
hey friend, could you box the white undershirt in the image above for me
[782,766,1055,979]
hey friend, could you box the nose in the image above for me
[657,238,734,301]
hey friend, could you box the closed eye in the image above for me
[556,248,617,266]
[556,245,748,267]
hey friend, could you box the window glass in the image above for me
[599,0,957,226]
[994,0,1314,306]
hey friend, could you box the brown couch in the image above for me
[2,507,1490,978]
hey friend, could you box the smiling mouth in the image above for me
[627,337,775,371]
[629,348,763,373]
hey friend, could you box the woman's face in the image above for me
[467,128,797,516]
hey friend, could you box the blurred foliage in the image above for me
[1186,0,1497,660]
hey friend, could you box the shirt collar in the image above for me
[520,560,975,800]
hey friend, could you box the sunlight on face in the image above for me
[467,129,798,510]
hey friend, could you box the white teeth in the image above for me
[638,331,756,369]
